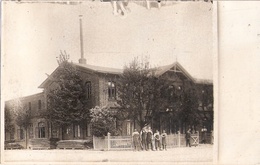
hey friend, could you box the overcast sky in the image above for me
[2,1,213,100]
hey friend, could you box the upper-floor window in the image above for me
[108,81,116,100]
[85,81,91,99]
[168,85,175,101]
[28,102,31,111]
[38,100,41,110]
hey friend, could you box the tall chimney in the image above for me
[78,15,86,64]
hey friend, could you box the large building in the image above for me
[5,58,213,148]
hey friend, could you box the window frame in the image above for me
[38,100,41,110]
[85,81,92,100]
[108,81,116,100]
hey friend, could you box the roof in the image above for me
[39,61,212,88]
[5,92,44,104]
[73,63,123,75]
[155,62,195,82]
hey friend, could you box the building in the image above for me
[4,59,213,148]
[4,16,213,148]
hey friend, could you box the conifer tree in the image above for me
[45,53,90,128]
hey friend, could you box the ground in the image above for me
[3,144,213,164]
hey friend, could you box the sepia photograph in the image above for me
[2,0,215,164]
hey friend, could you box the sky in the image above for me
[2,1,213,100]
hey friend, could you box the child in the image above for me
[132,129,140,151]
[154,130,161,151]
[146,127,153,151]
[161,130,167,151]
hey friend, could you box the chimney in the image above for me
[78,15,86,64]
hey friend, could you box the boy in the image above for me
[146,127,153,151]
[132,129,140,151]
[161,130,167,150]
[154,130,161,151]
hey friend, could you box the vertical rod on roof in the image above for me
[79,15,86,64]
[79,15,84,59]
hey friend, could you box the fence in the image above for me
[93,132,202,150]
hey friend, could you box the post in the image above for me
[107,132,111,151]
[93,135,95,150]
[198,131,200,145]
[146,0,150,9]
[178,131,180,147]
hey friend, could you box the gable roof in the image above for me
[155,62,195,82]
[39,61,212,88]
[38,62,123,88]
[74,63,123,75]
[156,62,212,85]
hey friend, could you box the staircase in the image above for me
[28,138,50,150]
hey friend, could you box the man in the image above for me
[185,128,191,147]
[201,126,207,144]
[161,130,167,151]
[154,130,161,151]
[140,128,147,151]
[146,127,153,151]
[132,129,140,151]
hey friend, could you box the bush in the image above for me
[90,106,118,137]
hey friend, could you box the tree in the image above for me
[15,104,31,148]
[5,105,14,136]
[44,53,90,130]
[90,106,118,137]
[117,57,169,129]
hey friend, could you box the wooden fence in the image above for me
[93,132,205,151]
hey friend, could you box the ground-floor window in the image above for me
[17,128,24,140]
[10,126,15,140]
[126,121,131,136]
[86,123,92,137]
[38,122,45,138]
[29,123,34,139]
[74,124,81,138]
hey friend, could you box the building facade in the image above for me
[5,61,213,147]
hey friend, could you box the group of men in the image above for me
[132,126,211,151]
[132,127,167,151]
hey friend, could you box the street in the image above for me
[4,144,213,164]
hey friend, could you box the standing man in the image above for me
[161,130,167,151]
[132,129,140,151]
[154,130,161,151]
[201,126,207,144]
[185,128,191,147]
[140,128,147,151]
[146,127,153,151]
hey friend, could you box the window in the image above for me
[168,85,175,101]
[108,81,116,99]
[17,129,24,140]
[86,123,92,137]
[28,102,31,111]
[38,122,45,138]
[29,123,34,139]
[38,100,41,110]
[10,126,15,140]
[126,121,131,136]
[74,124,81,138]
[85,81,91,99]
